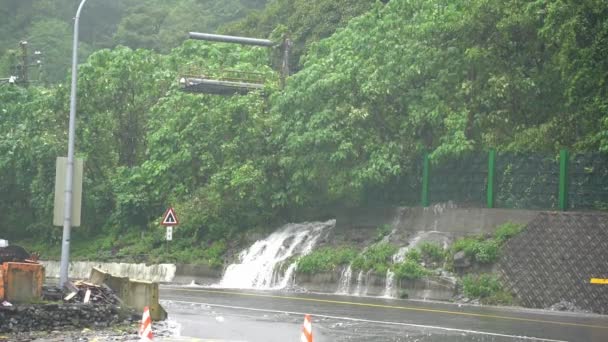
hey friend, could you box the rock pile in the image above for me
[0,303,134,333]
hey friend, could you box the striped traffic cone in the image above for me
[139,306,153,341]
[301,314,313,342]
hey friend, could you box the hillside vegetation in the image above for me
[0,0,606,263]
[0,0,267,82]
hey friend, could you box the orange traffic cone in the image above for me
[139,306,153,341]
[301,314,313,342]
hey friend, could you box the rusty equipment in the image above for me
[0,244,44,303]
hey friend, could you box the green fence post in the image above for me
[559,149,569,211]
[487,149,496,208]
[421,153,430,207]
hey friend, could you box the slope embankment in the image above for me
[498,211,608,314]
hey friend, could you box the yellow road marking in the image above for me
[590,278,608,285]
[165,288,608,330]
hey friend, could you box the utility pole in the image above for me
[20,41,28,85]
[280,37,292,88]
[3,41,43,86]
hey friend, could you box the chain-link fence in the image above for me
[429,152,488,207]
[569,153,608,210]
[413,150,607,211]
[495,152,559,210]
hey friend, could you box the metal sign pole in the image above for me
[59,0,89,287]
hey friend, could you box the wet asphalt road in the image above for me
[159,286,608,342]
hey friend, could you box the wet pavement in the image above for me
[160,286,608,342]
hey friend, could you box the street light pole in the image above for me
[60,0,89,287]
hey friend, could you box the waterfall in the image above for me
[383,269,395,298]
[217,220,334,289]
[383,230,451,298]
[353,270,364,296]
[335,265,353,294]
[362,270,372,296]
[392,232,424,263]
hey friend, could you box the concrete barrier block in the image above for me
[89,267,167,321]
[127,280,167,321]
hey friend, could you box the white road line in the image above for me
[162,300,568,342]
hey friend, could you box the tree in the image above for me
[221,0,377,70]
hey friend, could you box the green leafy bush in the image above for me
[201,240,227,268]
[462,274,513,305]
[451,236,499,264]
[494,222,524,245]
[405,248,422,263]
[374,224,392,242]
[394,260,429,280]
[462,274,501,298]
[450,222,524,265]
[351,243,397,274]
[297,247,358,274]
[419,242,445,264]
[473,240,499,263]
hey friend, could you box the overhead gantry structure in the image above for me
[179,32,291,96]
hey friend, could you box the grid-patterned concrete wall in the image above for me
[497,212,608,314]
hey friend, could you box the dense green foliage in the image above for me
[2,41,278,263]
[393,260,429,281]
[1,0,606,262]
[462,274,514,305]
[296,245,433,280]
[374,224,392,243]
[221,0,378,70]
[449,222,524,265]
[351,243,397,274]
[419,242,446,265]
[452,237,500,264]
[493,222,524,245]
[393,249,430,281]
[0,0,267,82]
[296,247,357,274]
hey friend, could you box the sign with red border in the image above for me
[161,207,179,226]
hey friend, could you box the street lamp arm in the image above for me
[75,0,90,19]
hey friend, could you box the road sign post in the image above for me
[161,207,179,254]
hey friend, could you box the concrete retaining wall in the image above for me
[334,204,541,233]
[173,264,223,285]
[295,270,456,301]
[42,261,177,283]
[498,211,608,314]
[42,261,222,285]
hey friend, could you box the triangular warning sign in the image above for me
[161,207,179,226]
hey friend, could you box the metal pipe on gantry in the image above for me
[188,32,275,47]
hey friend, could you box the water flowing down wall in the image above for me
[217,220,335,289]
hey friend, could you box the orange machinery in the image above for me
[0,262,45,303]
[0,245,44,303]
